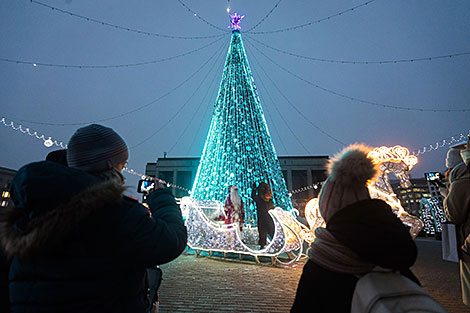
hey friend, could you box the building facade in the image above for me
[391,178,432,217]
[145,156,329,214]
[0,167,17,208]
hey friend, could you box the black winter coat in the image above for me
[291,199,418,313]
[0,161,187,313]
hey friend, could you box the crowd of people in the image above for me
[0,123,468,312]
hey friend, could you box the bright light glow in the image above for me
[304,145,424,239]
[228,13,244,30]
[419,197,446,235]
[191,28,293,225]
[43,137,54,147]
[368,145,418,170]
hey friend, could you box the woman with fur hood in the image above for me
[0,124,187,313]
[291,144,419,312]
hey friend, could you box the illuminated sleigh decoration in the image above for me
[180,197,303,265]
[302,145,424,239]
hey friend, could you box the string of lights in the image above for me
[246,0,376,35]
[413,132,469,156]
[186,94,215,155]
[289,181,322,196]
[247,35,470,65]
[7,114,461,198]
[29,0,226,40]
[130,40,228,150]
[15,39,227,127]
[248,39,470,113]
[168,46,227,154]
[247,40,346,145]
[0,116,193,192]
[176,0,230,33]
[122,168,191,192]
[1,117,67,149]
[245,0,282,32]
[0,36,224,69]
[255,89,289,155]
[1,114,320,195]
[249,57,309,154]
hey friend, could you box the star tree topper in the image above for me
[229,13,244,30]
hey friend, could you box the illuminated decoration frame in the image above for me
[191,15,293,227]
[180,197,303,265]
[419,197,447,235]
[299,145,424,239]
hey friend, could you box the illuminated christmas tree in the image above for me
[191,13,293,224]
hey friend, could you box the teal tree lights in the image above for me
[191,15,293,224]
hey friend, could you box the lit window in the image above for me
[2,191,10,198]
[1,200,8,207]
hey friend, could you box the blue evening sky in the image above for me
[1,0,469,197]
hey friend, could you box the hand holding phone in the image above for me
[137,179,166,194]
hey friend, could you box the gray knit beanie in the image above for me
[67,124,128,173]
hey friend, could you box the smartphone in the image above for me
[424,172,441,182]
[137,179,155,193]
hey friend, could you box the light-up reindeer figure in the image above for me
[303,145,424,239]
[367,146,424,238]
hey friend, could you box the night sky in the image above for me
[1,0,469,198]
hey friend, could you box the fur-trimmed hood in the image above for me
[0,161,126,259]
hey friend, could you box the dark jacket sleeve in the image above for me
[122,189,187,267]
[444,177,470,225]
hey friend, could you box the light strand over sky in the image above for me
[30,0,226,40]
[247,38,470,113]
[130,41,228,149]
[2,115,467,194]
[249,56,314,154]
[176,0,230,33]
[13,38,228,126]
[246,0,377,35]
[248,35,470,65]
[0,37,224,69]
[248,42,346,146]
[245,0,282,32]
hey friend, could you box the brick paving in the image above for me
[158,239,469,312]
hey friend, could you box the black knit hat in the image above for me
[67,124,128,173]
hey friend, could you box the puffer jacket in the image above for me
[0,161,187,313]
[444,162,470,261]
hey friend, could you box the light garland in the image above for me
[30,0,225,40]
[289,182,321,196]
[245,0,282,32]
[246,0,376,35]
[413,132,468,156]
[16,40,227,127]
[247,35,470,65]
[1,117,67,149]
[123,167,191,193]
[176,0,230,33]
[248,40,470,113]
[247,48,345,146]
[191,25,293,221]
[419,197,446,235]
[0,37,225,69]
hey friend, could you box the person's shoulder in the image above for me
[450,162,469,183]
